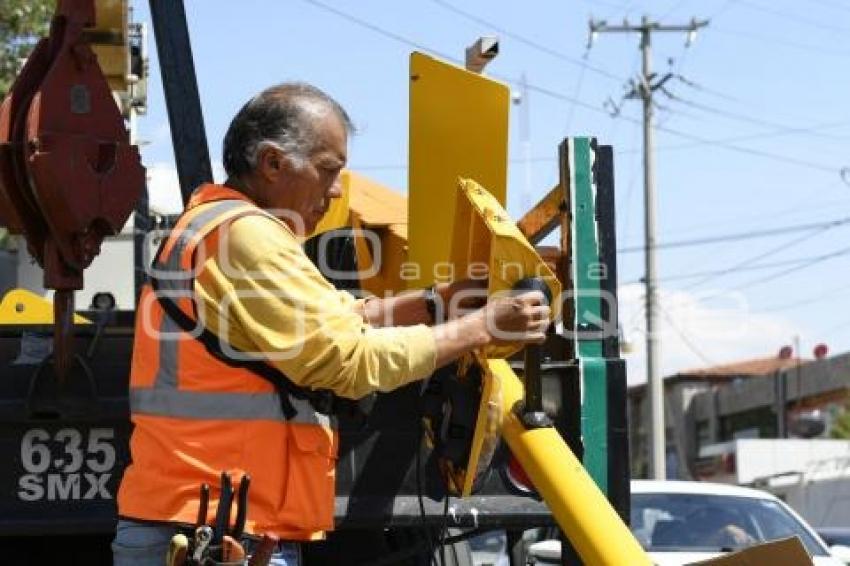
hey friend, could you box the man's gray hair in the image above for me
[222,82,353,177]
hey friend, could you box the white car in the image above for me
[527,480,843,565]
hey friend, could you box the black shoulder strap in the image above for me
[149,275,336,419]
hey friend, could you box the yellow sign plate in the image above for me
[408,52,509,288]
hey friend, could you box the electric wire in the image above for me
[681,224,837,290]
[621,254,843,286]
[617,120,850,156]
[653,195,850,240]
[659,0,689,20]
[299,0,845,177]
[658,302,716,366]
[755,282,850,313]
[711,25,850,57]
[807,0,850,13]
[618,122,643,251]
[727,244,850,292]
[350,96,849,170]
[564,50,590,134]
[651,120,839,174]
[618,216,850,254]
[708,0,738,21]
[578,0,634,12]
[519,82,842,174]
[824,316,850,336]
[734,0,850,34]
[301,0,850,323]
[666,94,850,142]
[674,75,742,104]
[430,0,624,82]
[300,0,461,65]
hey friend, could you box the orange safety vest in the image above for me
[117,183,338,541]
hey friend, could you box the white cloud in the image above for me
[619,283,799,385]
[145,162,183,215]
[144,161,226,215]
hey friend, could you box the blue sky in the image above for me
[134,0,850,383]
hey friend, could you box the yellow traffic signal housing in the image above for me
[87,0,129,93]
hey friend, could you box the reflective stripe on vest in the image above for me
[130,199,330,428]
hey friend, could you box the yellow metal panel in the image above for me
[443,180,563,496]
[347,170,407,226]
[347,172,409,295]
[408,52,509,288]
[310,171,411,296]
[489,359,652,565]
[451,179,561,359]
[0,289,91,325]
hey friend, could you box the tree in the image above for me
[0,0,55,98]
[830,402,850,440]
[0,0,53,246]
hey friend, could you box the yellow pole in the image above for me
[491,359,652,566]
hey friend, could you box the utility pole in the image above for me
[588,15,708,480]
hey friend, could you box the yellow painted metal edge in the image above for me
[488,358,652,566]
[0,289,91,325]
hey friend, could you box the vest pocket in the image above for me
[283,425,337,532]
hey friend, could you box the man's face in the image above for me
[260,111,347,236]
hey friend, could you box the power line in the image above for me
[665,93,850,143]
[659,0,689,21]
[807,0,850,14]
[682,224,837,290]
[521,82,843,175]
[708,0,738,20]
[658,303,716,366]
[618,216,850,254]
[300,0,461,64]
[619,120,850,155]
[655,196,850,241]
[351,155,558,171]
[755,282,850,313]
[658,122,840,173]
[622,254,839,286]
[564,50,591,134]
[299,0,846,177]
[729,244,850,292]
[735,0,850,35]
[711,25,850,57]
[430,0,624,82]
[824,316,850,335]
[674,76,742,104]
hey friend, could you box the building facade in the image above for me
[628,352,850,479]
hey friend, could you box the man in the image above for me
[113,83,548,565]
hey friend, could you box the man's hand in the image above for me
[481,290,551,346]
[432,290,551,368]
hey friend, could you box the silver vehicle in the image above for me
[526,480,843,565]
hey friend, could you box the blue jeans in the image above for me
[112,519,300,566]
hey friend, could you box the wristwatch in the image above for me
[424,285,440,324]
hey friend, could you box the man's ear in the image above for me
[257,146,285,182]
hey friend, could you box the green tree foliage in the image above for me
[830,402,850,439]
[0,0,56,98]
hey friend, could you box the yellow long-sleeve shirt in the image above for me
[193,209,436,399]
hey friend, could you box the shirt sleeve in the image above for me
[194,214,437,400]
